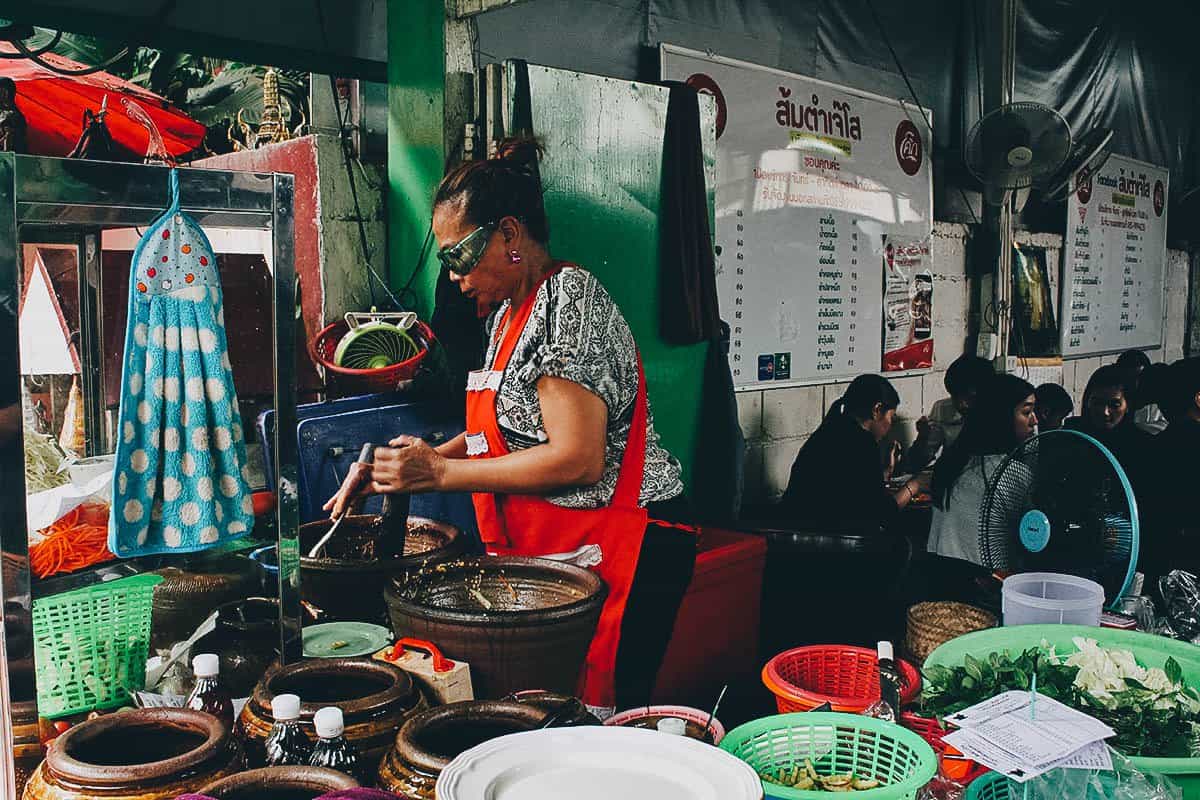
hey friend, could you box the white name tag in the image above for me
[465,432,490,456]
[466,370,503,392]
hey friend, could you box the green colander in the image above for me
[720,712,938,799]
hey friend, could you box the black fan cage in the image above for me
[979,429,1137,601]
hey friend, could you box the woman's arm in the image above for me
[366,376,609,496]
[435,432,469,459]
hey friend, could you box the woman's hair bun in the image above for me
[493,135,543,169]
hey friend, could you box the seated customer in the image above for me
[1064,365,1152,490]
[1132,361,1170,435]
[903,354,994,470]
[927,374,1037,600]
[1145,358,1200,584]
[1034,382,1073,431]
[780,374,927,532]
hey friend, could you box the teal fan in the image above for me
[333,310,419,370]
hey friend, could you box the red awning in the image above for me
[2,44,206,159]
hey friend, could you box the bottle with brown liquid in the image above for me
[185,654,234,729]
[308,706,360,778]
[264,693,312,767]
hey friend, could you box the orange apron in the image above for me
[466,268,649,710]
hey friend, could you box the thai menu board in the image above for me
[1061,154,1169,357]
[660,44,933,389]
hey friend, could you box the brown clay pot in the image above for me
[150,556,258,649]
[385,557,606,698]
[299,515,467,623]
[377,701,548,799]
[10,658,44,797]
[502,689,601,726]
[238,657,426,777]
[23,708,243,800]
[199,766,358,800]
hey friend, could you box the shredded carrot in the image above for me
[30,503,115,579]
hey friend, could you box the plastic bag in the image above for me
[1019,747,1182,800]
[1159,570,1200,643]
[917,775,964,800]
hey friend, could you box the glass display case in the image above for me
[0,154,300,796]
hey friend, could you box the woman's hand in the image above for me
[322,436,449,517]
[884,440,902,480]
[368,435,447,494]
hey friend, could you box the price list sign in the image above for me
[1062,154,1169,357]
[661,45,933,388]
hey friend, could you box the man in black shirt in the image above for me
[1146,358,1200,586]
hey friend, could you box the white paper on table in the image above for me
[944,690,1032,726]
[972,711,1112,766]
[1055,742,1114,772]
[948,691,1114,736]
[944,730,1114,783]
[25,471,113,535]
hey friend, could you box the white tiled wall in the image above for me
[737,222,1191,504]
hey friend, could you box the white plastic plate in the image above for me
[436,726,763,800]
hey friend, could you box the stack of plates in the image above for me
[437,726,762,800]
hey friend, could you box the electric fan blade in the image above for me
[965,103,1072,191]
[979,429,1139,606]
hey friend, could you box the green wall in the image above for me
[516,65,715,486]
[387,0,445,321]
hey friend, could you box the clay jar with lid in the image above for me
[376,700,551,799]
[238,657,426,773]
[198,766,359,800]
[23,708,243,800]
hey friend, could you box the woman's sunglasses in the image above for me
[436,223,496,276]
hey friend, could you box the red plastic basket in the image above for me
[900,711,989,786]
[762,644,922,713]
[311,319,434,397]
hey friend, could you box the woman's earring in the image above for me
[508,250,522,264]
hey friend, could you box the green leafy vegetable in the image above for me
[922,645,1200,758]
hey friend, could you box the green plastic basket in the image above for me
[964,772,1014,800]
[925,624,1200,800]
[720,712,939,800]
[32,574,163,718]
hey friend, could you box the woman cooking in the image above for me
[326,138,695,717]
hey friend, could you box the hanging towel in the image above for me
[110,169,254,558]
[658,81,720,345]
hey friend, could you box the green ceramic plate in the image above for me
[302,622,392,658]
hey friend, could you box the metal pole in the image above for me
[982,0,1017,368]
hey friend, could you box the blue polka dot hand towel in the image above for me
[109,169,255,557]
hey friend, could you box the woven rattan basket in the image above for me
[905,602,997,664]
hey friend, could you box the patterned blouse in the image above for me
[483,265,684,509]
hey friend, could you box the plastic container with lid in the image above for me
[1002,572,1104,626]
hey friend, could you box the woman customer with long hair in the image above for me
[927,373,1037,600]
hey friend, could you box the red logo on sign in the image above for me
[1077,206,1088,224]
[895,120,922,176]
[1076,167,1093,204]
[685,73,727,140]
[1154,180,1165,217]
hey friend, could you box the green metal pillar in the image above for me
[388,0,446,320]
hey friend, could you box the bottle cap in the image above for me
[272,693,301,721]
[314,706,344,738]
[877,641,894,661]
[192,653,220,678]
[657,717,688,736]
